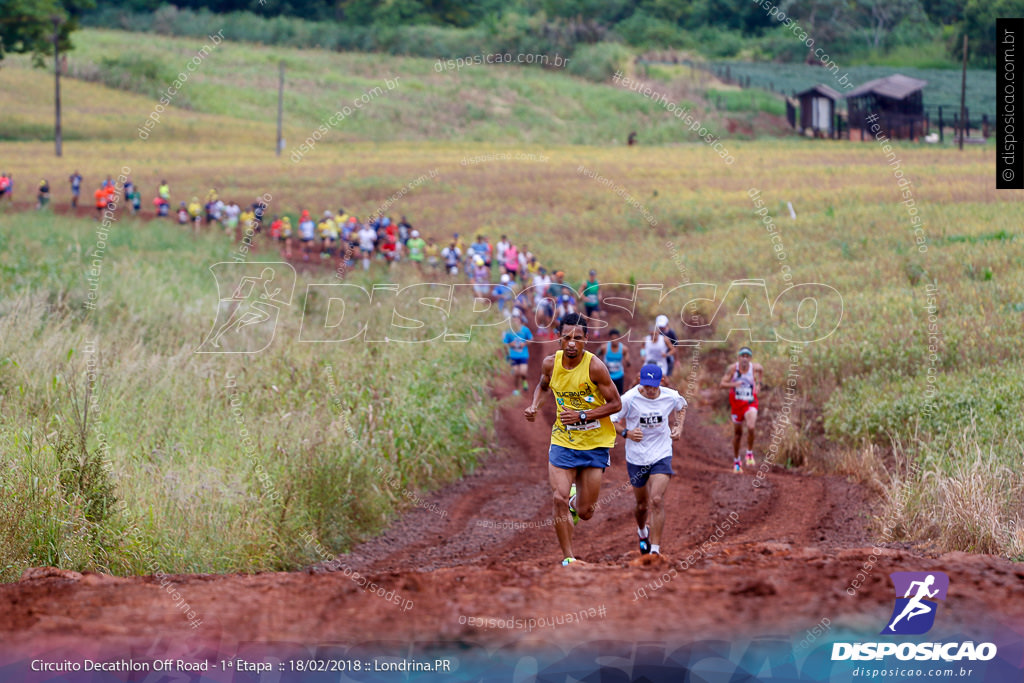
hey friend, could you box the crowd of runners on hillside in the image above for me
[10,171,618,335]
[8,170,769,566]
[11,172,575,285]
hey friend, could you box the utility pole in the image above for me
[53,16,63,157]
[959,34,968,151]
[276,60,284,156]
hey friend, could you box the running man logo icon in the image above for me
[197,262,296,354]
[881,572,949,635]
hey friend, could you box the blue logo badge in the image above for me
[881,572,949,635]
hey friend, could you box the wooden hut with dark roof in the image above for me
[794,84,842,138]
[845,74,928,141]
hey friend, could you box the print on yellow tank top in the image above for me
[549,350,616,450]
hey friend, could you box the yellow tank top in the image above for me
[549,350,615,450]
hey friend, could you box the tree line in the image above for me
[3,0,1016,67]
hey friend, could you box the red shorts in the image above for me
[730,396,758,423]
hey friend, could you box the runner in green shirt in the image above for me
[580,269,600,318]
[406,230,426,274]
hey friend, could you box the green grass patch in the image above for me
[706,88,786,116]
[0,212,502,579]
[0,28,776,147]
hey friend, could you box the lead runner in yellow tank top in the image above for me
[524,313,622,567]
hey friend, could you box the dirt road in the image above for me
[2,331,1023,680]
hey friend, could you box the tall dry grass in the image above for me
[0,213,503,580]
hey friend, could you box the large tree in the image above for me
[921,0,965,27]
[0,0,94,64]
[856,0,926,52]
[779,0,858,62]
[956,0,1024,66]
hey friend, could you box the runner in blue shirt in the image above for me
[492,273,514,317]
[68,171,82,209]
[598,329,630,394]
[502,312,533,395]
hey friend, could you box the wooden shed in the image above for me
[845,74,928,141]
[794,84,841,138]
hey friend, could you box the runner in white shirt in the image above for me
[358,224,378,271]
[441,242,461,275]
[496,235,510,266]
[211,199,224,225]
[223,202,240,235]
[612,363,685,556]
[642,315,674,376]
[532,269,554,334]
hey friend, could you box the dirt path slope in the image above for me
[3,335,1023,668]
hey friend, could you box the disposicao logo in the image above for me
[881,571,947,635]
[832,571,997,663]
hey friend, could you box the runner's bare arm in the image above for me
[719,363,739,388]
[524,354,555,422]
[581,356,622,420]
[622,403,643,442]
[670,408,684,440]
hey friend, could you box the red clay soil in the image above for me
[2,332,1024,666]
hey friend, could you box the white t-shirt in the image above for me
[643,334,670,374]
[612,385,686,466]
[533,275,551,303]
[358,227,377,250]
[442,246,461,265]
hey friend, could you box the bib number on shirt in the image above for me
[607,361,623,375]
[566,419,599,432]
[638,414,664,428]
[735,385,754,402]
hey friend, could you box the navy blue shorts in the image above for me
[508,357,528,366]
[549,444,610,470]
[627,457,674,488]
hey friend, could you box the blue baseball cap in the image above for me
[639,364,662,387]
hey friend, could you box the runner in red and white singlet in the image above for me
[720,346,763,473]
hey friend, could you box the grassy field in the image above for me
[0,28,743,147]
[0,212,503,580]
[0,29,1021,575]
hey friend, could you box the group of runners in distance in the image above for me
[16,170,765,567]
[521,311,762,567]
[24,173,587,298]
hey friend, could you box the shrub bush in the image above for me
[567,42,633,82]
